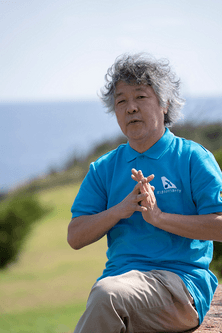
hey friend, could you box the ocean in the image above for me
[1,97,222,191]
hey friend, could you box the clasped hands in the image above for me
[117,168,162,226]
[131,168,162,225]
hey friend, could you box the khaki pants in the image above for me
[74,270,199,333]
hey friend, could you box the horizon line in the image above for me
[0,94,222,104]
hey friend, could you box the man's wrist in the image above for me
[108,205,123,222]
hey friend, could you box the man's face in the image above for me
[114,81,167,152]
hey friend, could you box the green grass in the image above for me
[0,302,86,333]
[0,184,107,332]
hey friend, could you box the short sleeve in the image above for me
[71,162,107,218]
[190,146,222,215]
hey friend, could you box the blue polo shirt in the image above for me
[71,128,222,324]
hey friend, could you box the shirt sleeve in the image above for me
[190,146,222,215]
[71,162,107,218]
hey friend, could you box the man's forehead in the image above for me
[114,82,149,97]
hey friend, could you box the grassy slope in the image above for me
[0,184,107,333]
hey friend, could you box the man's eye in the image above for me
[137,95,146,99]
[117,100,125,104]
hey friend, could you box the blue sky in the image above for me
[1,0,222,102]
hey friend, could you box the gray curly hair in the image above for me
[99,53,185,127]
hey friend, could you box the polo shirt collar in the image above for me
[125,128,174,162]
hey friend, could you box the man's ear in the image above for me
[163,101,170,114]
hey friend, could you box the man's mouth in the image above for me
[128,119,142,125]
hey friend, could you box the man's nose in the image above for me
[126,100,138,114]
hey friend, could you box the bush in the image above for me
[0,194,49,269]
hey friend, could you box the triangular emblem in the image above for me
[161,177,177,189]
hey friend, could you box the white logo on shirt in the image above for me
[157,177,181,195]
[161,177,177,189]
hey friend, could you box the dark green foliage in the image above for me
[0,191,7,202]
[171,123,222,152]
[214,149,222,170]
[210,241,222,278]
[0,194,48,269]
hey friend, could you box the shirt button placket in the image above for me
[136,155,146,175]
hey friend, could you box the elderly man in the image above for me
[68,53,222,333]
